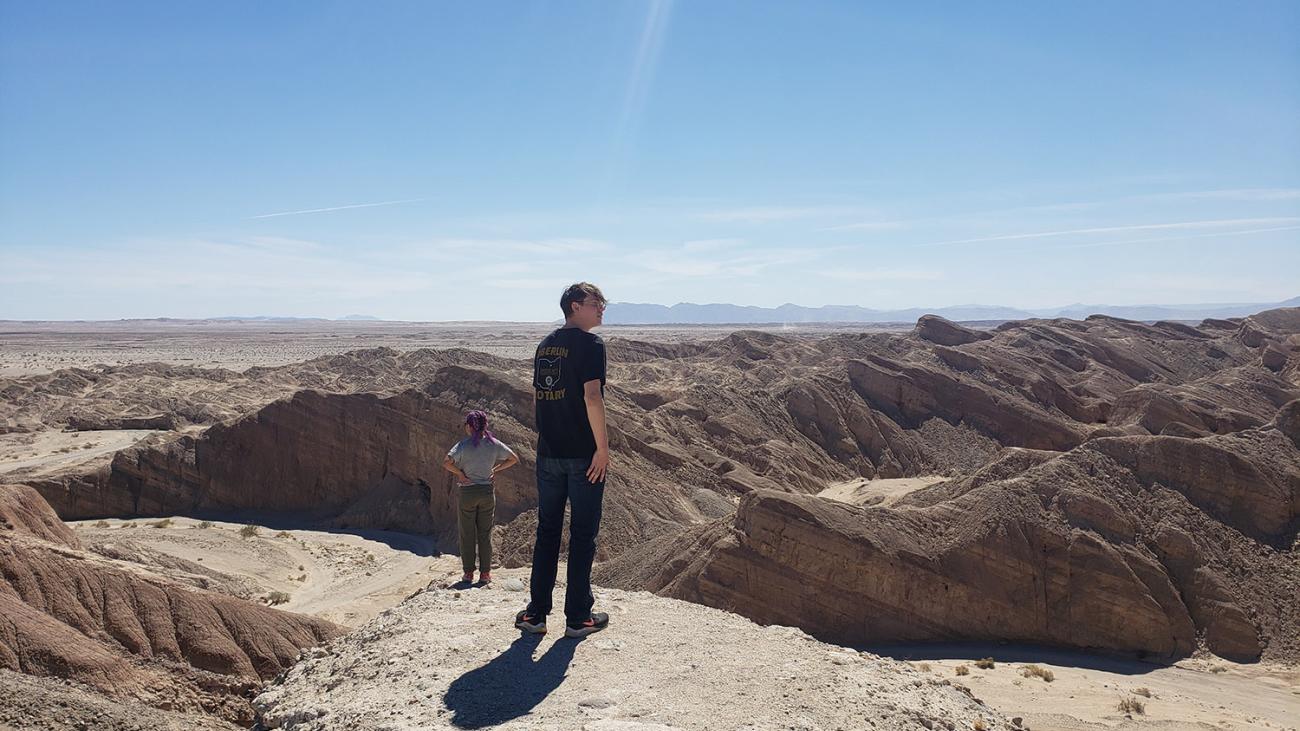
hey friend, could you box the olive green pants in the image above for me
[458,484,495,574]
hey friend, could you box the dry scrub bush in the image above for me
[973,719,988,731]
[1209,664,1227,674]
[93,520,110,528]
[975,657,996,669]
[195,520,213,529]
[267,591,290,606]
[240,524,260,538]
[1133,687,1151,697]
[276,530,293,539]
[150,518,173,529]
[915,662,932,672]
[1020,664,1054,682]
[1118,697,1146,714]
[955,665,970,676]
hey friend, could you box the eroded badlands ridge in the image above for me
[0,483,343,726]
[4,309,1299,686]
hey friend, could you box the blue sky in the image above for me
[1,1,1297,320]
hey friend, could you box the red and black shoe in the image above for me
[564,612,609,638]
[515,609,546,634]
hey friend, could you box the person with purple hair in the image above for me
[443,410,518,585]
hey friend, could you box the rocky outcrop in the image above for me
[253,578,1016,731]
[0,483,80,548]
[914,314,993,346]
[67,414,183,431]
[599,413,1300,662]
[847,355,1087,450]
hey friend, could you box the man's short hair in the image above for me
[560,282,606,317]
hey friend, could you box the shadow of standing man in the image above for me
[444,634,579,728]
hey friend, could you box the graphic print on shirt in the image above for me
[534,345,569,401]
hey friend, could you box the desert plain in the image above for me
[1,314,1298,730]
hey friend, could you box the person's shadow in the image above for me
[443,634,579,728]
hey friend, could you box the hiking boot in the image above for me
[515,609,546,634]
[564,612,609,638]
[477,572,492,585]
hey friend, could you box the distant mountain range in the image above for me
[603,297,1300,325]
[207,315,380,321]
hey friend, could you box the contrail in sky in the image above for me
[250,198,425,219]
[599,0,673,193]
[915,217,1300,247]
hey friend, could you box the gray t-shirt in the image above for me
[447,436,516,486]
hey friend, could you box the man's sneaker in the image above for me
[515,610,546,634]
[564,612,609,638]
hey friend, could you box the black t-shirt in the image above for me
[533,327,607,458]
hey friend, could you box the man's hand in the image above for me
[586,448,609,484]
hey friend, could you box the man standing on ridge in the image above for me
[516,282,610,638]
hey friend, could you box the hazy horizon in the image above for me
[2,2,1298,320]
[3,293,1295,324]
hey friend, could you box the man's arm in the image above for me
[584,378,609,483]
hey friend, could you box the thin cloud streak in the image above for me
[698,206,866,223]
[1048,225,1300,251]
[816,268,944,282]
[817,220,907,232]
[250,198,425,219]
[915,217,1300,248]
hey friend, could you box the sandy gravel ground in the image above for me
[0,429,158,476]
[71,517,448,627]
[254,574,1017,731]
[817,475,946,506]
[883,646,1298,731]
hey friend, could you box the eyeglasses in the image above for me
[578,300,607,311]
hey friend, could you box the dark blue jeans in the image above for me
[527,456,604,623]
